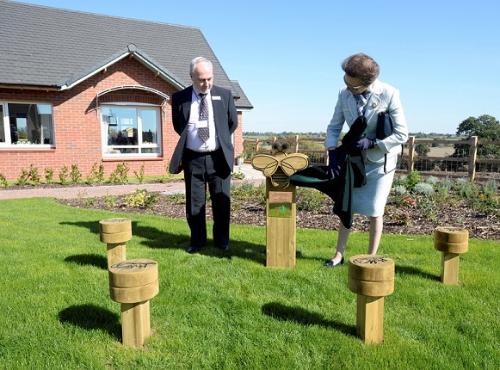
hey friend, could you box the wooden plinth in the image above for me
[109,259,159,348]
[121,300,150,348]
[356,295,385,344]
[434,227,468,285]
[100,218,132,269]
[441,252,460,285]
[348,255,394,344]
[106,243,126,270]
[266,180,296,268]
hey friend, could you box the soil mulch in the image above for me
[60,192,499,240]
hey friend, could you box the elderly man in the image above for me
[169,57,238,253]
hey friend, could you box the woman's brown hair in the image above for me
[342,53,380,85]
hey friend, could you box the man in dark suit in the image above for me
[169,57,238,253]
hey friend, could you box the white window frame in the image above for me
[0,101,55,148]
[100,103,162,158]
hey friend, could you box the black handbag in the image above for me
[376,111,394,140]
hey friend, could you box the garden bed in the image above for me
[61,177,499,240]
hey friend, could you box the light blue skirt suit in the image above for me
[325,79,409,217]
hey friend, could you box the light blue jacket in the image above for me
[325,79,408,165]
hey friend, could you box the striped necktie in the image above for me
[198,93,209,142]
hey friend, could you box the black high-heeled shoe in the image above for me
[323,257,344,268]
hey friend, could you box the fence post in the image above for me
[255,139,260,153]
[407,136,415,173]
[468,136,478,181]
[294,135,299,153]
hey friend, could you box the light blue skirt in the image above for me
[351,156,396,217]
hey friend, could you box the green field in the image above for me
[0,198,498,369]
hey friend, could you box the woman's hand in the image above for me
[328,149,341,178]
[355,138,376,150]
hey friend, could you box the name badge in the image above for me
[212,96,221,100]
[196,120,208,129]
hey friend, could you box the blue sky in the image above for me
[19,0,500,134]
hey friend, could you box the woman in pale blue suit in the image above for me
[324,53,408,267]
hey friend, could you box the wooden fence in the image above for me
[242,135,500,182]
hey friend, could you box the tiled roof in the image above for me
[0,1,252,108]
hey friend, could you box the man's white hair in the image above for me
[190,57,213,76]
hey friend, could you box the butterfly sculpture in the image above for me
[251,142,309,187]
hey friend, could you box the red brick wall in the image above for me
[0,57,245,180]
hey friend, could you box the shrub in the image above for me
[454,179,478,199]
[134,165,145,184]
[296,187,327,211]
[70,164,82,184]
[231,183,265,203]
[426,176,439,185]
[44,168,54,184]
[124,189,158,208]
[414,182,434,195]
[28,165,41,185]
[393,185,407,195]
[104,195,117,208]
[59,166,69,185]
[0,174,8,188]
[482,180,497,200]
[109,163,129,184]
[405,171,421,191]
[17,169,30,186]
[167,193,186,205]
[84,197,96,207]
[87,162,105,184]
[417,195,438,221]
[232,171,245,180]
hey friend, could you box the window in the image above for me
[0,102,54,146]
[101,105,161,156]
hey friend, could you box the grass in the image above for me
[0,198,498,369]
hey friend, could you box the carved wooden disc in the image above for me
[434,227,468,244]
[109,259,158,288]
[99,218,132,234]
[110,279,159,303]
[100,230,132,244]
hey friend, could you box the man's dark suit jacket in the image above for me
[169,85,238,174]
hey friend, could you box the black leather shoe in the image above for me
[324,257,344,268]
[186,246,202,254]
[216,244,230,252]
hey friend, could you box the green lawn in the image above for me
[0,198,498,369]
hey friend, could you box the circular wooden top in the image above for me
[109,259,158,288]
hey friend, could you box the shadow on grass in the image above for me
[261,302,356,337]
[396,265,440,281]
[60,221,266,264]
[64,254,107,270]
[59,304,121,340]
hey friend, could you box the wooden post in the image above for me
[99,218,131,269]
[255,139,261,153]
[109,259,159,348]
[356,296,384,344]
[407,136,415,173]
[434,227,468,285]
[348,255,395,344]
[441,253,460,285]
[294,135,299,153]
[266,180,296,267]
[468,136,478,181]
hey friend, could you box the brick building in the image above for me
[0,1,252,180]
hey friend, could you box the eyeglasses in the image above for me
[343,75,368,90]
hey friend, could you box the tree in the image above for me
[415,143,430,156]
[452,115,500,158]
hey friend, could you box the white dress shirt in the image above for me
[186,88,219,152]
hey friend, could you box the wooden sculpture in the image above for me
[348,255,395,344]
[251,142,308,267]
[434,227,469,285]
[99,218,131,269]
[109,259,159,348]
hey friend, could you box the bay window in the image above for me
[101,104,161,156]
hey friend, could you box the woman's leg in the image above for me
[368,215,383,255]
[330,222,351,263]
